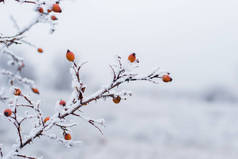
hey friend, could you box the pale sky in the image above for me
[0,0,238,91]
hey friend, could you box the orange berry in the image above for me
[32,88,40,94]
[38,7,44,13]
[47,9,52,13]
[66,50,75,62]
[59,100,66,106]
[14,88,21,96]
[113,96,121,104]
[52,3,62,13]
[43,116,50,123]
[162,75,172,82]
[37,48,43,53]
[64,133,71,140]
[4,109,12,117]
[51,15,57,21]
[128,53,136,63]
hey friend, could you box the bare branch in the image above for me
[16,154,37,159]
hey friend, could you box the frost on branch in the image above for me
[0,49,172,159]
[0,2,173,159]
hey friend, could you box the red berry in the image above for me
[14,88,21,96]
[113,96,121,104]
[59,100,66,106]
[32,88,40,94]
[38,7,44,13]
[64,133,71,140]
[37,48,43,53]
[66,50,75,62]
[162,75,172,82]
[51,15,57,21]
[4,109,12,117]
[128,53,136,63]
[44,116,50,123]
[52,3,62,13]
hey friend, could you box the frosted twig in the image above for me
[72,112,104,135]
[16,154,37,159]
[10,15,20,32]
[1,70,34,87]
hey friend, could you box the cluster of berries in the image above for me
[3,89,71,140]
[38,2,62,21]
[3,50,172,141]
[36,3,63,54]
